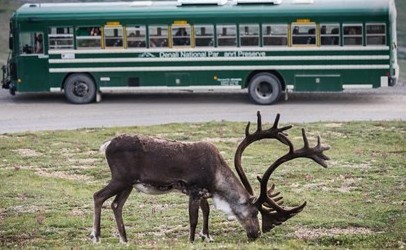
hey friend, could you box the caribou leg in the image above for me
[111,187,133,243]
[188,196,201,242]
[91,181,129,243]
[199,199,213,241]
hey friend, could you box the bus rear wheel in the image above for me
[64,74,96,104]
[248,73,282,105]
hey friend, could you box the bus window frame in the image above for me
[194,24,215,47]
[343,23,363,46]
[320,23,340,46]
[148,25,169,48]
[291,22,317,46]
[262,24,288,47]
[75,26,102,50]
[19,32,44,55]
[172,24,192,47]
[365,23,386,46]
[239,24,260,47]
[48,27,74,50]
[216,24,237,47]
[126,25,147,49]
[104,25,124,49]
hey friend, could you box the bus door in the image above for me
[166,23,192,87]
[17,31,49,92]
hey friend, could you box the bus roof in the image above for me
[14,0,392,21]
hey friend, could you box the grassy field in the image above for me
[0,119,405,249]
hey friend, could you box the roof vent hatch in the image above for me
[177,0,228,6]
[236,0,282,5]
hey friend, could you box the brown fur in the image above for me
[91,134,260,243]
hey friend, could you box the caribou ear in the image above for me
[249,196,258,205]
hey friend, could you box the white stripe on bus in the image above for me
[95,85,377,92]
[98,86,243,91]
[51,86,243,92]
[343,84,373,88]
[48,46,390,55]
[49,64,390,73]
[287,84,375,90]
[295,74,341,77]
[48,55,390,64]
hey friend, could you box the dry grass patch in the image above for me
[13,149,43,157]
[293,226,376,240]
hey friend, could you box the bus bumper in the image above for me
[2,64,16,95]
[1,65,11,90]
[389,76,397,87]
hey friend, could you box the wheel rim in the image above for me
[73,81,89,97]
[255,81,273,99]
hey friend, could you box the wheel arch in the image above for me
[245,70,286,91]
[62,72,97,90]
[63,72,98,104]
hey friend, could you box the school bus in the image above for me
[1,0,398,104]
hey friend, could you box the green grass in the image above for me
[0,120,405,249]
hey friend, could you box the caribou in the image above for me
[91,112,330,243]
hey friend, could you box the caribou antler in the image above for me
[255,129,329,207]
[234,112,330,233]
[234,111,292,195]
[255,128,330,232]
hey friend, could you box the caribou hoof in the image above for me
[89,231,100,244]
[227,215,237,221]
[199,231,214,242]
[119,237,129,245]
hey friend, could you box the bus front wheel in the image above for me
[248,73,282,105]
[64,74,96,104]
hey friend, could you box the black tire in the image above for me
[64,74,96,104]
[248,73,282,105]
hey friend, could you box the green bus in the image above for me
[1,0,398,104]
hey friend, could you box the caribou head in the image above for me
[91,112,329,244]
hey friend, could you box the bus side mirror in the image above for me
[9,36,13,50]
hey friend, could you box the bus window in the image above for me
[172,25,191,46]
[262,24,288,46]
[343,24,363,46]
[20,32,43,54]
[149,25,169,48]
[320,24,340,46]
[194,25,214,47]
[48,27,74,50]
[217,25,237,47]
[366,24,386,46]
[291,24,316,46]
[172,26,191,46]
[104,26,124,48]
[127,26,146,48]
[240,24,259,46]
[76,26,101,49]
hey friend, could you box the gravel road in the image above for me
[0,84,405,133]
